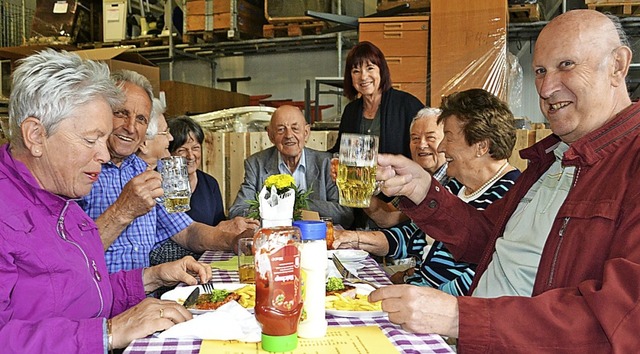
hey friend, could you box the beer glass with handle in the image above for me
[336,134,379,208]
[157,156,191,213]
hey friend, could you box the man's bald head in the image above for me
[532,10,632,144]
[267,105,310,160]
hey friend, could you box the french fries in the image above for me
[235,284,256,309]
[325,293,382,312]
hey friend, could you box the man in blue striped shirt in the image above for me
[81,70,259,273]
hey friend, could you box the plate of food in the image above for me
[325,277,385,318]
[161,283,256,315]
[327,249,369,262]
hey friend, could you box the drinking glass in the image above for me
[336,134,379,208]
[237,238,255,284]
[320,216,334,250]
[157,156,191,213]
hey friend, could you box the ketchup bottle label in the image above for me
[265,244,301,312]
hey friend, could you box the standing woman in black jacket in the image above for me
[330,41,424,158]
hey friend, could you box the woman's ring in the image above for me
[159,308,164,318]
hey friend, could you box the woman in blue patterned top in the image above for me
[334,89,520,296]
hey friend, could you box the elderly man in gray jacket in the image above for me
[229,105,353,228]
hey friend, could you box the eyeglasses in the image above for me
[157,127,171,136]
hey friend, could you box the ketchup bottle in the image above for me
[254,224,303,352]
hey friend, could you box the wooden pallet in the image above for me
[263,21,325,38]
[183,31,219,44]
[587,2,640,16]
[508,3,542,22]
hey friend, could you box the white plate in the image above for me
[327,249,369,262]
[161,283,253,315]
[325,283,387,318]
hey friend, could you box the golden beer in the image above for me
[238,263,256,284]
[164,195,191,213]
[159,156,192,213]
[336,164,377,208]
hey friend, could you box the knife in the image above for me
[182,287,200,308]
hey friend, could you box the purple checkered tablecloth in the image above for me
[124,250,454,354]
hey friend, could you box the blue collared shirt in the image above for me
[277,151,307,192]
[80,154,192,273]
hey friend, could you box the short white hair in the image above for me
[410,107,442,131]
[8,49,123,147]
[146,98,166,139]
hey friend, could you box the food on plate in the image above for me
[235,284,256,308]
[186,285,256,310]
[325,293,382,312]
[325,277,356,297]
[325,277,381,312]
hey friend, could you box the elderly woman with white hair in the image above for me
[334,89,521,296]
[137,98,174,169]
[0,49,211,353]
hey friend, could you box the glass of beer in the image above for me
[320,216,334,249]
[237,238,255,284]
[157,156,191,213]
[336,133,379,208]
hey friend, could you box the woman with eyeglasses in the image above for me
[149,116,226,265]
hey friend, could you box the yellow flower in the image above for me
[264,174,295,190]
[246,174,312,221]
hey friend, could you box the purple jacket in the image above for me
[0,144,146,353]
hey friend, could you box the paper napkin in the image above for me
[158,301,261,342]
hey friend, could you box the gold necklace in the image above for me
[461,162,509,200]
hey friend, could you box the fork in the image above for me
[332,256,380,289]
[201,283,215,294]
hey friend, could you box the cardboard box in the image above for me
[0,46,160,96]
[74,48,160,96]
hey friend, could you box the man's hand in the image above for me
[174,217,260,253]
[369,284,459,337]
[216,217,260,238]
[97,169,164,249]
[330,156,339,182]
[142,256,212,293]
[115,169,164,220]
[110,298,192,349]
[376,154,432,205]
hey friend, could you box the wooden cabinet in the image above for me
[358,16,429,104]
